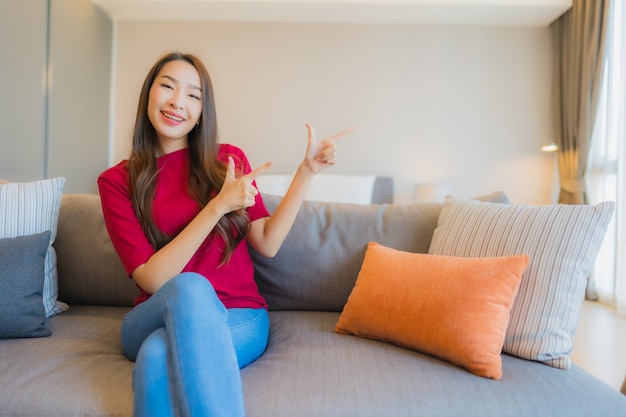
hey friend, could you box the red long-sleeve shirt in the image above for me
[97,144,269,309]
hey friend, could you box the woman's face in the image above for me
[147,59,203,153]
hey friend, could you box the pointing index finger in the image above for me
[246,160,275,181]
[325,127,356,145]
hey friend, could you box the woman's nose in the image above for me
[169,93,183,109]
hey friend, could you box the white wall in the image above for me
[112,21,556,204]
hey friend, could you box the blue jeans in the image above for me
[121,272,269,417]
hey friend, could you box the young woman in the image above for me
[97,52,353,417]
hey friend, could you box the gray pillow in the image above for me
[0,231,52,338]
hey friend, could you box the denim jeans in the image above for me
[121,272,269,417]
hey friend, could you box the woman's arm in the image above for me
[132,157,274,294]
[246,124,354,258]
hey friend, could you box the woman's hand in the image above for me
[247,124,355,258]
[213,156,274,215]
[303,124,355,175]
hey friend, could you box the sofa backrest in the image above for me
[55,192,441,310]
[55,194,136,307]
[252,192,508,312]
[54,192,508,310]
[250,194,444,311]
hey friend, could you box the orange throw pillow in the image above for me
[335,242,528,380]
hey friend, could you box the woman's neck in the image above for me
[158,137,189,156]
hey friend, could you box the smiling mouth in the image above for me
[162,111,184,123]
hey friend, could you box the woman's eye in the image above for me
[189,94,201,101]
[160,83,173,90]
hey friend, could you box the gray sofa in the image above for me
[1,192,626,417]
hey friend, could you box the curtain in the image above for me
[588,0,625,314]
[615,0,626,316]
[551,0,610,205]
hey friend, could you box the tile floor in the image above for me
[571,300,626,392]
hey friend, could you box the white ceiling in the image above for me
[90,0,572,26]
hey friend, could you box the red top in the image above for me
[97,144,269,309]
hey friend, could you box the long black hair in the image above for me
[127,52,249,265]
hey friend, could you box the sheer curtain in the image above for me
[588,0,626,314]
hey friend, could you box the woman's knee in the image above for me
[162,272,226,317]
[170,272,211,292]
[163,272,218,303]
[135,328,169,375]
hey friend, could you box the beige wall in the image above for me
[112,21,556,204]
[0,1,48,182]
[47,0,113,193]
[0,0,112,194]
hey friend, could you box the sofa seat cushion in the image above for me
[242,311,626,417]
[2,309,625,417]
[0,305,133,416]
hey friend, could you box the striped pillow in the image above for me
[428,197,614,369]
[0,178,68,317]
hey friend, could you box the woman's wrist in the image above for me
[297,161,317,179]
[205,197,227,220]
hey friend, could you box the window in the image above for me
[588,0,625,311]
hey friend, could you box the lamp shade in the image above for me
[413,183,451,204]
